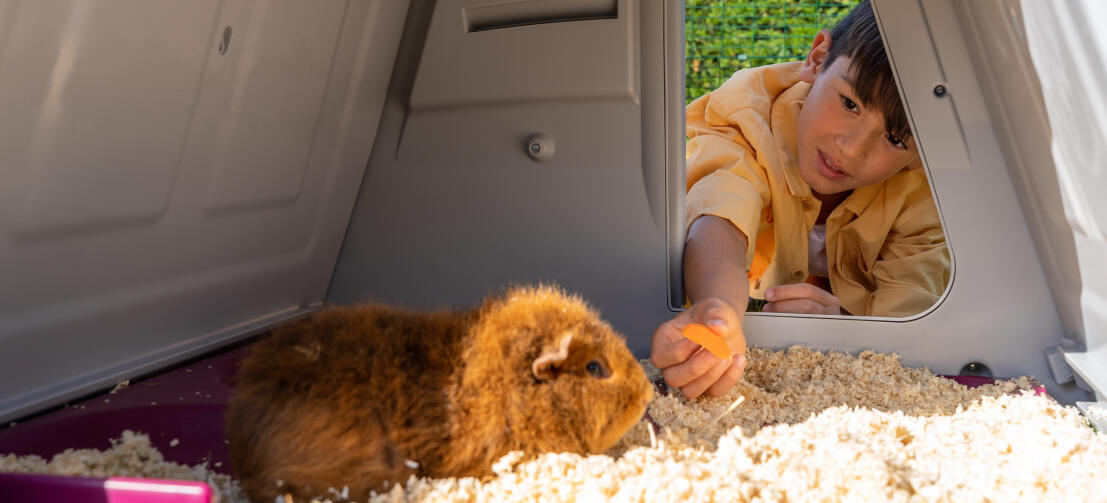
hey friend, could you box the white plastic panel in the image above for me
[941,0,1107,400]
[1017,0,1107,400]
[951,0,1083,354]
[0,0,411,423]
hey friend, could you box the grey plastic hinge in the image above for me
[1046,345,1075,384]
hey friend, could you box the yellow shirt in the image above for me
[685,61,950,317]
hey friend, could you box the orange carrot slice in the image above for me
[682,323,731,360]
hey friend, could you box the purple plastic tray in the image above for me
[0,345,250,474]
[0,344,255,501]
[938,374,1048,396]
[0,472,213,503]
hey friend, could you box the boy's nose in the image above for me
[836,124,879,161]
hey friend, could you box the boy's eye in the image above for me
[886,133,907,149]
[840,95,859,113]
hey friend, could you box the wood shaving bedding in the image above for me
[388,394,1105,502]
[621,346,1042,449]
[2,346,1104,502]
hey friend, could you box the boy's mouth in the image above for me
[817,150,850,180]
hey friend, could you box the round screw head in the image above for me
[933,84,947,97]
[959,361,993,377]
[524,133,554,162]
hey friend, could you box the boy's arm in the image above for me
[650,215,749,399]
[684,215,750,311]
[684,107,771,272]
[654,85,773,398]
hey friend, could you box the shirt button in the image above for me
[792,270,805,280]
[802,200,813,211]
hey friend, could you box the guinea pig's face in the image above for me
[474,285,653,453]
[533,328,653,453]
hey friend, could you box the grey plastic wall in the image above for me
[328,0,684,346]
[0,0,411,423]
[1,0,1100,425]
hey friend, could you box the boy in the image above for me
[651,1,950,399]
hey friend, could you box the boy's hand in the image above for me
[763,283,841,315]
[650,298,747,399]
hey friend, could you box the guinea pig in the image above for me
[226,284,653,502]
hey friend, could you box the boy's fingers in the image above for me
[704,353,747,397]
[764,298,832,315]
[678,354,732,399]
[689,298,746,351]
[660,348,725,388]
[650,316,701,369]
[689,298,739,331]
[765,283,838,309]
[653,297,742,370]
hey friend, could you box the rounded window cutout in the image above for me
[672,0,952,320]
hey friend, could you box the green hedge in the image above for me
[685,0,854,103]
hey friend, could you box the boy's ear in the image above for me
[799,29,832,84]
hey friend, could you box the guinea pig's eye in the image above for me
[585,360,608,378]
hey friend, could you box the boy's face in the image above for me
[796,32,922,197]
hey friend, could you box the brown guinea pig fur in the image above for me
[225,284,653,502]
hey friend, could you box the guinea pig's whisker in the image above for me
[292,344,320,360]
[709,395,746,426]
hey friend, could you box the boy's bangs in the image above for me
[829,0,913,142]
[847,44,911,142]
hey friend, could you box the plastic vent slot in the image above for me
[464,0,617,32]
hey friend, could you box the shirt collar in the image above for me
[840,183,882,216]
[839,169,922,217]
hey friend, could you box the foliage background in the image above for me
[685,0,854,103]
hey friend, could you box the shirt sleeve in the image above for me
[864,187,951,317]
[684,95,772,269]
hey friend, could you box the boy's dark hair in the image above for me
[825,1,910,140]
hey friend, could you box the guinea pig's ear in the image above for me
[531,333,573,381]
